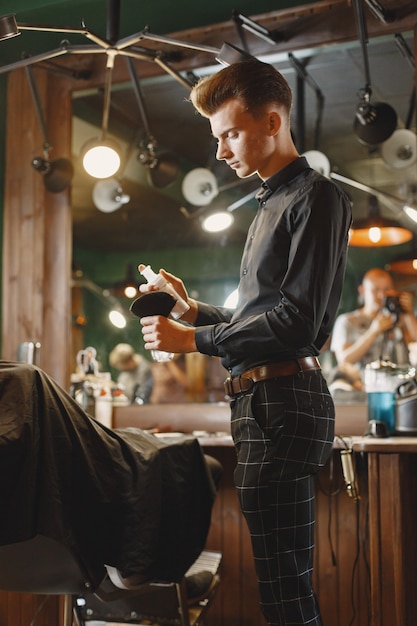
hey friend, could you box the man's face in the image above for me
[209,98,276,180]
[361,275,394,312]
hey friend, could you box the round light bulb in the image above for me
[109,309,126,328]
[404,205,417,224]
[369,227,382,243]
[123,285,137,299]
[202,211,234,233]
[82,142,121,179]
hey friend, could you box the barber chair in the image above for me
[0,534,222,626]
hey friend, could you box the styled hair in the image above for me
[189,59,293,119]
[109,343,138,369]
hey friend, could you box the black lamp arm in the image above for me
[125,57,153,140]
[352,0,372,88]
[25,65,50,156]
[100,54,116,137]
[288,52,325,150]
[363,0,395,24]
[395,33,415,72]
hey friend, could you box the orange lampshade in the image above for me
[386,259,417,275]
[349,195,413,247]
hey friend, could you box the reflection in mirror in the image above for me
[71,32,416,401]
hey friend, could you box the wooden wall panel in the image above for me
[202,446,267,626]
[0,592,59,626]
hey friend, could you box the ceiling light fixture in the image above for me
[181,171,259,232]
[0,6,252,83]
[302,150,331,177]
[25,65,73,192]
[82,138,121,179]
[381,128,417,169]
[0,4,257,185]
[352,0,397,145]
[0,14,19,39]
[80,49,122,179]
[330,172,415,246]
[201,211,235,233]
[126,57,179,188]
[386,258,417,275]
[108,308,127,329]
[182,168,219,206]
[200,187,258,233]
[92,177,130,213]
[349,194,412,247]
[111,264,139,299]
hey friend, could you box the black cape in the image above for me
[0,361,216,586]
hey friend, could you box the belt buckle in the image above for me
[224,377,234,397]
[224,374,254,398]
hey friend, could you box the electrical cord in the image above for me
[29,595,50,626]
[316,441,347,566]
[348,499,361,626]
[317,438,371,622]
[347,452,371,626]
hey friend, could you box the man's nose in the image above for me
[216,140,229,161]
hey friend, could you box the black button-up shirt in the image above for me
[194,157,352,376]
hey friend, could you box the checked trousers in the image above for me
[230,370,334,626]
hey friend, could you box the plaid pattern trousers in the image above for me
[230,370,334,626]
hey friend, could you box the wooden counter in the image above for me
[351,436,417,626]
[112,400,369,437]
[113,403,417,626]
[1,403,414,626]
[112,402,373,626]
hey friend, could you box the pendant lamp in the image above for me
[349,194,413,247]
[386,258,417,275]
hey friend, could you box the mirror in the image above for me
[70,31,417,400]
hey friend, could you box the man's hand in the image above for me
[137,265,198,324]
[369,310,396,335]
[140,315,197,354]
[399,291,414,316]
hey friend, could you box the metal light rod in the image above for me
[18,22,111,48]
[233,12,283,45]
[116,29,220,55]
[330,172,404,203]
[125,57,153,138]
[353,0,371,88]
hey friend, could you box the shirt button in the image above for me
[242,268,248,275]
[250,234,254,240]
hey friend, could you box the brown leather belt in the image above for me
[224,356,321,397]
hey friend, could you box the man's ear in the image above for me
[267,111,282,136]
[358,284,365,305]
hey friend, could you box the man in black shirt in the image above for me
[139,59,352,626]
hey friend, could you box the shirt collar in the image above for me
[256,156,310,203]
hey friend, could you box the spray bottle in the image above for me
[139,265,190,320]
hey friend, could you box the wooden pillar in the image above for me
[1,67,72,387]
